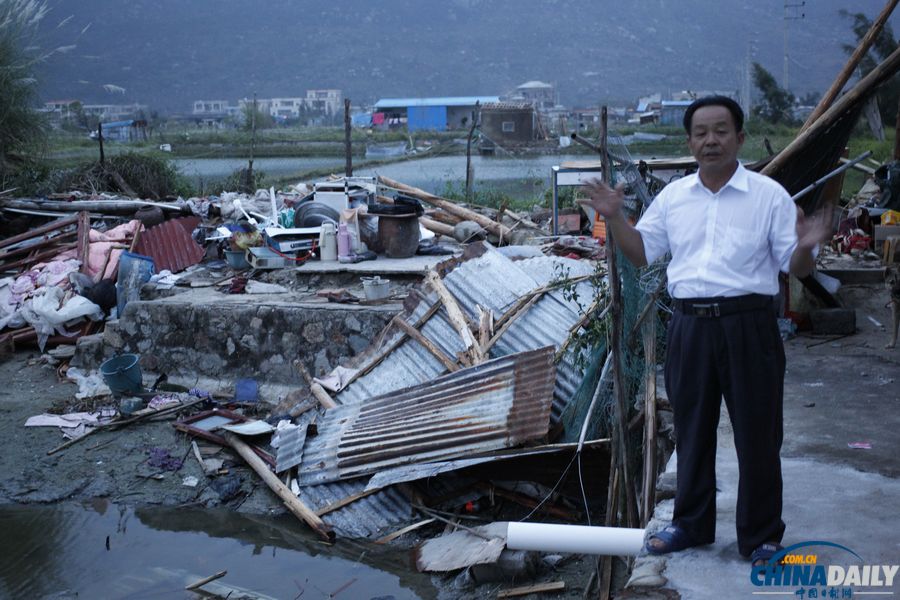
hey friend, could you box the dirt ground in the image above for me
[0,278,896,599]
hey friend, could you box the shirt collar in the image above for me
[689,161,749,193]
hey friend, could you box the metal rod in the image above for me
[790,150,872,202]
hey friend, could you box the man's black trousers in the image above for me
[664,297,786,557]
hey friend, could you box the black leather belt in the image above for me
[673,294,775,317]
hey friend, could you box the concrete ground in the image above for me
[631,282,900,598]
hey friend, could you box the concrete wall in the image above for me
[101,291,396,388]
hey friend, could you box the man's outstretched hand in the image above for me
[578,179,626,220]
[796,206,831,251]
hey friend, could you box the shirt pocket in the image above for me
[721,224,769,271]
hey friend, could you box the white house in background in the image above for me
[192,100,234,115]
[305,89,342,116]
[81,103,148,120]
[509,81,556,110]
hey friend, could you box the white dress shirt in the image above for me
[635,162,798,299]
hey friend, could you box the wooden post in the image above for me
[640,319,658,527]
[97,123,105,165]
[601,105,638,529]
[344,98,352,176]
[802,0,899,132]
[465,102,480,202]
[223,432,335,542]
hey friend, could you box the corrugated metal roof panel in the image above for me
[374,96,500,109]
[299,347,556,487]
[297,478,413,538]
[135,216,204,273]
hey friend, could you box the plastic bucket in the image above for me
[100,354,143,396]
[224,250,250,270]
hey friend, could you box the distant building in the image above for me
[373,96,500,131]
[43,100,81,122]
[510,81,556,110]
[82,103,148,121]
[192,100,232,114]
[305,89,342,116]
[480,102,536,144]
[660,100,693,126]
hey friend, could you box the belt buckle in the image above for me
[694,302,720,317]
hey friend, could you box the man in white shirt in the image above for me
[579,96,828,567]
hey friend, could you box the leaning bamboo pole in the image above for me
[801,0,899,131]
[763,42,900,177]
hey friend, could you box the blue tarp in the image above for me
[407,105,446,131]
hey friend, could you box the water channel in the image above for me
[174,154,593,199]
[0,501,434,599]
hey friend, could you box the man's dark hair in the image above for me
[683,95,744,133]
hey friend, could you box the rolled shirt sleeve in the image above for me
[769,189,799,273]
[635,188,670,264]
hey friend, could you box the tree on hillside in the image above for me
[0,0,52,187]
[840,9,900,125]
[752,62,796,125]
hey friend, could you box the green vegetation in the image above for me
[752,63,796,125]
[0,0,50,191]
[51,152,194,199]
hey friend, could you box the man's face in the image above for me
[687,105,745,173]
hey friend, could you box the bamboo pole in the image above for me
[600,106,638,529]
[763,42,900,177]
[223,432,335,542]
[802,0,899,131]
[640,319,658,527]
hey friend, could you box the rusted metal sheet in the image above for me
[299,346,557,487]
[134,216,203,273]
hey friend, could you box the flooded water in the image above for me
[174,154,589,198]
[174,157,344,183]
[0,501,433,599]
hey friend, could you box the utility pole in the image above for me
[783,1,805,91]
[344,98,352,177]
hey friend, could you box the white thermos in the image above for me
[319,222,338,261]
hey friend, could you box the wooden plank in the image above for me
[0,214,78,250]
[314,487,383,517]
[393,316,460,372]
[375,518,436,544]
[425,270,480,364]
[497,581,566,598]
[223,432,335,543]
[77,211,91,274]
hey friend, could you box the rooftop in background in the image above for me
[374,96,500,108]
[516,81,553,89]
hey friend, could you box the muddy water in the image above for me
[0,501,434,599]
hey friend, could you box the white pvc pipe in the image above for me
[506,522,645,556]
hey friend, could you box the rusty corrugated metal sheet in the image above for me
[134,216,203,273]
[299,346,557,487]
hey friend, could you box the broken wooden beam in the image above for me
[295,361,338,410]
[223,431,335,543]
